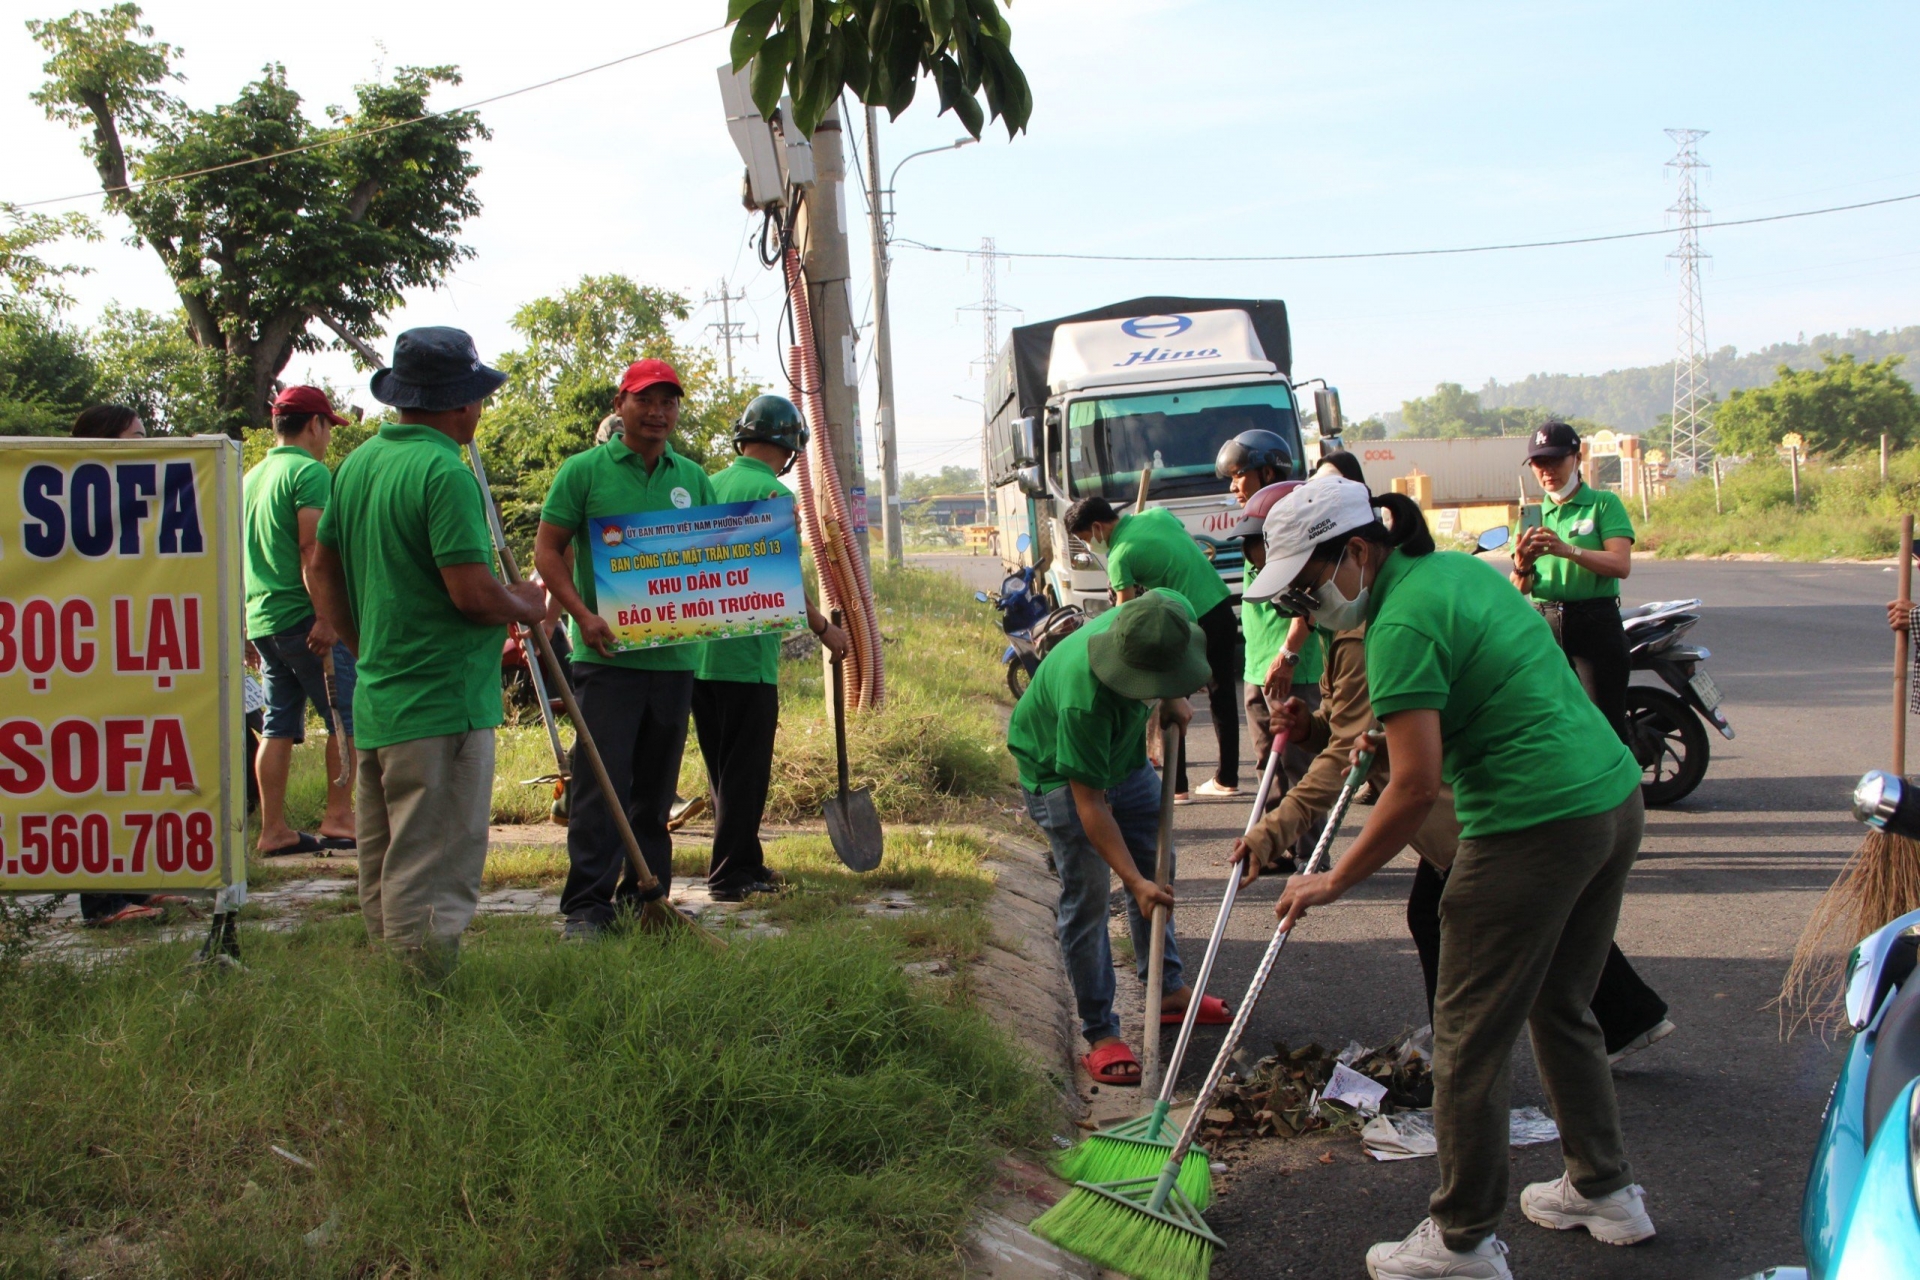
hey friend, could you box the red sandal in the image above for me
[1082,1041,1143,1086]
[1162,993,1232,1025]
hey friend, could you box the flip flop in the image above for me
[1082,1041,1143,1087]
[317,835,357,851]
[1162,993,1232,1026]
[85,904,163,927]
[258,832,324,857]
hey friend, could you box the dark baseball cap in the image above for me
[1526,421,1581,461]
[369,326,507,412]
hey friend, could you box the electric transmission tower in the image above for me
[958,237,1019,388]
[702,279,754,382]
[1666,128,1712,476]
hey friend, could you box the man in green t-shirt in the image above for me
[691,396,848,901]
[1006,590,1223,1087]
[244,385,357,858]
[312,328,547,968]
[1065,496,1241,803]
[535,360,718,937]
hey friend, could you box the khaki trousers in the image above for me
[1428,789,1643,1251]
[355,729,495,958]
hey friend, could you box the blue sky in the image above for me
[6,1,1918,472]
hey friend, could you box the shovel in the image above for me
[822,612,883,872]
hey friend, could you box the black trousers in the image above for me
[691,679,780,890]
[1175,598,1243,792]
[560,664,693,922]
[1408,857,1668,1053]
[1557,597,1632,745]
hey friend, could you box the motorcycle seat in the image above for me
[1863,971,1920,1147]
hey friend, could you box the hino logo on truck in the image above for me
[1120,315,1193,340]
[1114,345,1223,368]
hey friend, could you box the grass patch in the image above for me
[1640,446,1920,559]
[0,911,1049,1278]
[277,565,1016,834]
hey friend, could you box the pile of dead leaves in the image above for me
[1206,1033,1434,1142]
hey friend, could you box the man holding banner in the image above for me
[536,359,717,938]
[312,327,547,970]
[693,395,848,901]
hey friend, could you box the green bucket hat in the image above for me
[1087,589,1211,701]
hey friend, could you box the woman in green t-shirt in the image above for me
[1511,422,1636,742]
[1244,473,1654,1279]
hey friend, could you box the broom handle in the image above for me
[1156,737,1286,1105]
[1145,749,1375,1210]
[1896,514,1913,775]
[1140,717,1183,1097]
[466,441,662,896]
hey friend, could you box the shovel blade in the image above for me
[823,787,884,872]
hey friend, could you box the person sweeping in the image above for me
[1006,588,1223,1087]
[1246,473,1655,1279]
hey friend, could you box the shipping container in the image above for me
[1348,437,1549,506]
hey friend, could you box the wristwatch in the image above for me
[1276,646,1299,666]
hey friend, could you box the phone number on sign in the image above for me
[0,810,214,877]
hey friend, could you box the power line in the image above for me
[11,25,727,210]
[892,189,1920,265]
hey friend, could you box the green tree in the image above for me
[727,0,1032,138]
[87,304,221,434]
[1713,353,1920,457]
[480,274,760,550]
[0,203,102,433]
[1343,415,1388,441]
[29,5,487,434]
[1401,382,1501,438]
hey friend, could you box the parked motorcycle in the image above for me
[1741,769,1920,1279]
[976,565,1085,699]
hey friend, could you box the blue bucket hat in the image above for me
[370,326,508,411]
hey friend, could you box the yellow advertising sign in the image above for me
[0,438,245,895]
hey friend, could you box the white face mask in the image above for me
[1311,546,1371,631]
[1547,476,1580,502]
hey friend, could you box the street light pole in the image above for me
[865,126,977,568]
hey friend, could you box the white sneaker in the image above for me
[1192,779,1240,797]
[1365,1217,1512,1279]
[1521,1172,1656,1244]
[1607,1018,1676,1066]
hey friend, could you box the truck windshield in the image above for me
[1065,383,1300,502]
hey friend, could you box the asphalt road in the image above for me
[915,552,1900,1280]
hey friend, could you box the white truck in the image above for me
[982,296,1340,612]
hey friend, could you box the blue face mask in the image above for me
[1311,547,1370,632]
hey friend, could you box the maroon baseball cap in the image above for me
[271,385,348,425]
[618,358,684,396]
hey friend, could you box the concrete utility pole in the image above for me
[863,106,903,567]
[703,279,752,383]
[794,102,870,568]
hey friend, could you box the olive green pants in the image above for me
[1429,789,1644,1250]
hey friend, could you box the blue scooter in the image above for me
[1744,769,1920,1278]
[975,565,1084,700]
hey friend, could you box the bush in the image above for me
[1639,447,1920,559]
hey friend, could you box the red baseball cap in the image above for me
[618,358,684,397]
[271,385,348,425]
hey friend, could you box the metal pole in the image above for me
[1712,458,1722,515]
[1884,432,1891,484]
[864,105,903,568]
[1790,446,1801,508]
[1640,463,1650,522]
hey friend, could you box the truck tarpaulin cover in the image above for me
[0,438,246,894]
[994,297,1293,421]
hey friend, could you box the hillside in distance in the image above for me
[1472,325,1920,433]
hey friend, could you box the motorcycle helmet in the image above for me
[1214,428,1294,480]
[733,395,811,473]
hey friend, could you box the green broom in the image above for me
[1053,738,1289,1207]
[1033,748,1375,1280]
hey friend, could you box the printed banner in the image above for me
[0,438,246,893]
[590,496,806,650]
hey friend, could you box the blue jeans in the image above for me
[256,616,356,740]
[1024,764,1184,1047]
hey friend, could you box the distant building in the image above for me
[921,493,986,527]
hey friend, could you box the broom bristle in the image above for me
[1031,1188,1215,1280]
[1052,1137,1213,1208]
[1780,829,1920,1035]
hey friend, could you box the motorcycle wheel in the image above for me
[1624,684,1709,806]
[1006,660,1033,701]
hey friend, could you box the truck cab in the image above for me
[984,299,1317,614]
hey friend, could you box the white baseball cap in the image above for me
[1244,473,1378,602]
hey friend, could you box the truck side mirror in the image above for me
[1314,387,1344,438]
[1013,416,1038,468]
[1016,465,1046,498]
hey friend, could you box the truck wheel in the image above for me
[1624,684,1709,806]
[1007,660,1033,701]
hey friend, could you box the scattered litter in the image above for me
[1325,1063,1389,1116]
[271,1144,315,1170]
[1362,1106,1561,1162]
[1051,1134,1074,1149]
[302,1209,339,1248]
[1212,1029,1434,1139]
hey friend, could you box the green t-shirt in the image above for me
[1363,548,1641,840]
[696,455,788,685]
[1521,483,1636,602]
[1007,589,1192,793]
[243,446,331,639]
[540,436,718,672]
[1240,602,1324,686]
[1106,508,1230,619]
[315,423,503,750]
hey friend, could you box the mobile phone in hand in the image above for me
[1520,503,1543,532]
